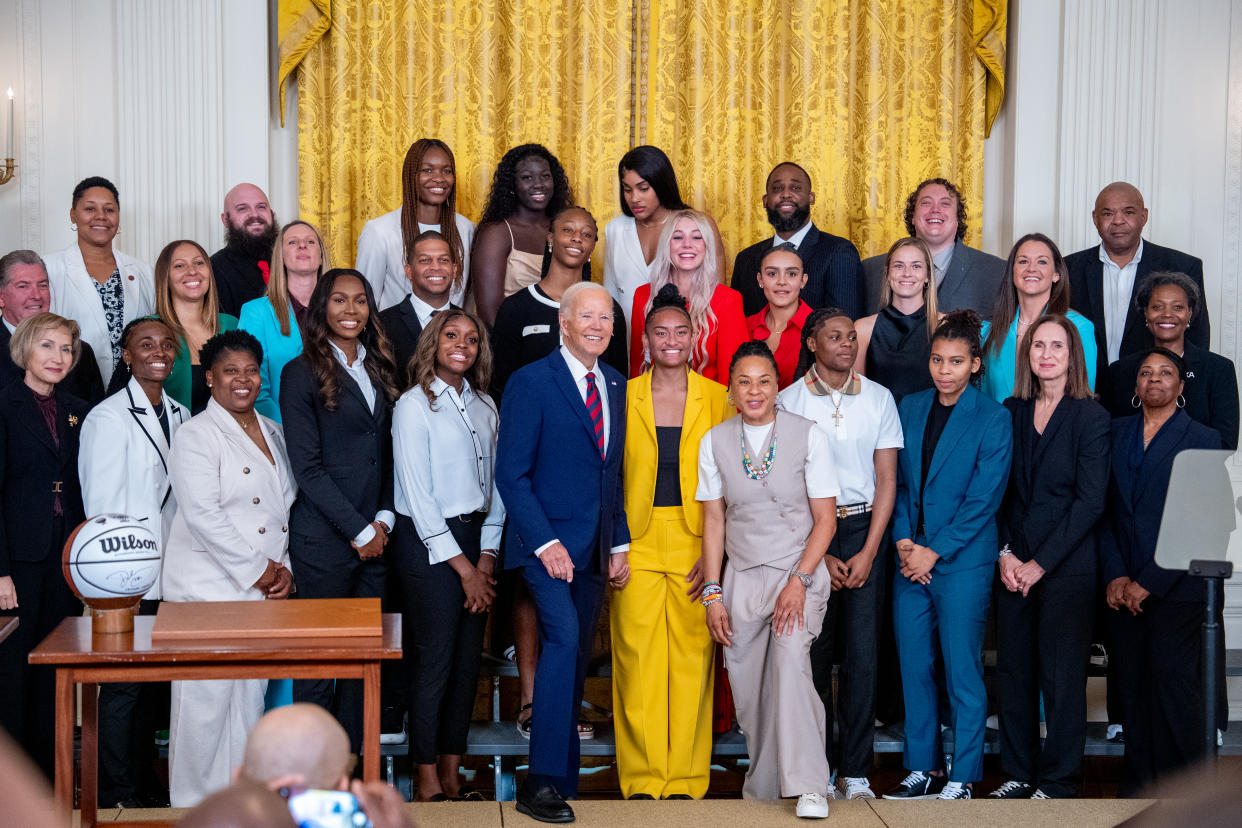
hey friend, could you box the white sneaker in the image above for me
[796,792,830,819]
[842,777,875,799]
[1030,789,1051,799]
[1106,723,1124,741]
[937,781,971,800]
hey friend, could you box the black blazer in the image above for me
[730,223,865,319]
[278,356,394,544]
[999,396,1110,579]
[1098,409,1223,602]
[378,299,460,390]
[1103,340,1239,451]
[1066,240,1208,382]
[210,246,268,318]
[0,324,104,406]
[0,381,89,574]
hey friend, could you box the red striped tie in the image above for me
[585,371,605,459]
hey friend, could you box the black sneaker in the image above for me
[882,771,946,800]
[987,780,1034,799]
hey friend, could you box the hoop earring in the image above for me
[726,393,736,408]
[1131,394,1141,409]
[70,223,77,232]
[1177,394,1186,409]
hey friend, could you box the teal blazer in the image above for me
[980,309,1097,403]
[156,313,238,410]
[238,297,302,422]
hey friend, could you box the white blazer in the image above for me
[162,398,297,602]
[44,243,156,384]
[354,207,475,309]
[79,376,188,599]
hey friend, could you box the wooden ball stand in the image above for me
[61,520,143,636]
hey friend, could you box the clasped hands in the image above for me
[998,554,1046,597]
[352,520,391,560]
[253,558,293,599]
[539,542,631,589]
[825,551,876,590]
[896,539,938,584]
[1106,576,1150,615]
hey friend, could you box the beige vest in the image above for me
[710,410,816,571]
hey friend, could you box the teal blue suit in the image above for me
[237,297,303,422]
[980,310,1097,402]
[893,384,1012,783]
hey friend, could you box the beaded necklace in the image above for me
[740,424,777,480]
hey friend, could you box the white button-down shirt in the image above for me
[1100,239,1145,364]
[329,341,394,545]
[769,219,814,251]
[393,376,505,563]
[406,291,450,332]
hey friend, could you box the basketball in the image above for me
[62,514,162,601]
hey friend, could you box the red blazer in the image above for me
[746,300,813,389]
[629,282,748,385]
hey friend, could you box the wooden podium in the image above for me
[29,599,401,828]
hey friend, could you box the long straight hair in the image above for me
[399,138,465,293]
[985,232,1071,359]
[878,237,940,340]
[644,209,720,373]
[153,239,220,344]
[299,268,399,410]
[266,220,330,337]
[1011,313,1091,400]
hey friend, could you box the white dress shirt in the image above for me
[392,376,505,564]
[329,340,395,546]
[1100,239,1145,364]
[778,373,904,506]
[769,219,814,250]
[695,419,840,501]
[406,291,450,331]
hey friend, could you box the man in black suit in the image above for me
[1066,182,1208,381]
[211,183,279,317]
[0,250,103,404]
[378,230,457,388]
[862,178,1006,316]
[731,162,865,318]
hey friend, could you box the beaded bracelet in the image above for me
[700,583,722,599]
[700,592,723,609]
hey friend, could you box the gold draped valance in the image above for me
[280,0,1006,270]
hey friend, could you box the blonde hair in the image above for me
[10,312,81,372]
[879,237,940,340]
[153,240,220,343]
[267,220,330,337]
[643,209,720,372]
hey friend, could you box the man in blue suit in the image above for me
[496,281,631,823]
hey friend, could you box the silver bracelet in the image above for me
[998,544,1012,560]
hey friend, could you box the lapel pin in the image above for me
[68,414,79,428]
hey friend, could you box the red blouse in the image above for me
[746,300,813,389]
[629,282,749,385]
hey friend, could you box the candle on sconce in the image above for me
[6,89,13,160]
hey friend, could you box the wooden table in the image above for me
[0,615,16,645]
[29,610,401,828]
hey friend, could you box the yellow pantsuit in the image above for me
[611,370,731,799]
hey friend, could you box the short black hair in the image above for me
[72,176,119,207]
[765,161,813,191]
[931,309,985,387]
[617,146,690,217]
[729,340,778,378]
[1138,346,1188,382]
[795,307,851,378]
[200,329,263,371]
[759,241,805,270]
[1135,271,1200,318]
[646,282,691,326]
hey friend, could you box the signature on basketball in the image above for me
[105,566,158,592]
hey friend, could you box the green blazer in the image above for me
[159,313,238,410]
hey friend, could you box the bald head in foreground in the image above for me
[238,702,352,792]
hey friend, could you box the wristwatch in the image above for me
[790,569,813,588]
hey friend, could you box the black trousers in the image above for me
[391,513,488,765]
[1109,593,1212,797]
[0,516,80,779]
[810,512,883,777]
[289,532,388,754]
[995,572,1094,797]
[98,598,168,804]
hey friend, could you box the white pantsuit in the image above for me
[44,243,155,384]
[162,399,296,807]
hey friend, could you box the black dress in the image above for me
[865,305,933,403]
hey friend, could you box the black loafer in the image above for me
[664,794,693,800]
[628,793,655,800]
[516,780,575,823]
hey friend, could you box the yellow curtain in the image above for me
[276,0,330,127]
[294,0,635,268]
[290,0,1004,268]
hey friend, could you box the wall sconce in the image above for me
[0,88,15,187]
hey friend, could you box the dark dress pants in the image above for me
[523,554,605,798]
[810,512,883,777]
[289,532,387,754]
[98,598,168,805]
[0,516,81,779]
[995,572,1093,797]
[1110,593,1214,797]
[391,513,488,765]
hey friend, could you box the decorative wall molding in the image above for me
[18,0,43,251]
[1223,0,1242,460]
